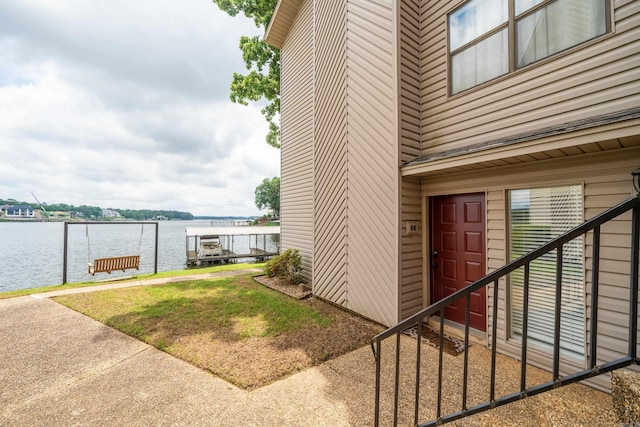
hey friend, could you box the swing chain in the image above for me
[86,223,144,260]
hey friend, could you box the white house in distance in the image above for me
[3,205,36,219]
[101,208,122,218]
[265,0,640,395]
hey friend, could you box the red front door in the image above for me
[431,193,487,332]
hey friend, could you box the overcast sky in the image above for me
[0,0,280,216]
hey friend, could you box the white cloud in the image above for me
[0,0,279,216]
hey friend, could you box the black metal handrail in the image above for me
[372,196,640,427]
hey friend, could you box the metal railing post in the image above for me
[437,312,445,420]
[154,222,159,274]
[374,339,381,427]
[415,320,422,426]
[63,221,69,284]
[462,296,470,411]
[629,200,639,359]
[520,263,530,392]
[589,226,601,369]
[490,279,499,403]
[553,246,563,381]
[394,333,401,427]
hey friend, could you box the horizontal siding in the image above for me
[582,169,639,389]
[584,174,638,378]
[486,190,506,346]
[399,0,422,162]
[421,0,640,157]
[279,0,314,281]
[346,0,398,326]
[400,176,423,320]
[313,0,349,305]
[419,0,448,115]
[421,146,640,389]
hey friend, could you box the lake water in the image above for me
[0,220,269,293]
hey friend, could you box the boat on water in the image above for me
[185,226,280,266]
[197,235,223,258]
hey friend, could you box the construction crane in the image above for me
[31,192,49,219]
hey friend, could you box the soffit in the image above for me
[264,0,303,48]
[402,108,640,178]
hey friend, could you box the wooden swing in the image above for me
[86,224,143,275]
[88,255,140,275]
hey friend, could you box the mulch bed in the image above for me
[403,325,466,356]
[254,275,466,357]
[253,275,313,300]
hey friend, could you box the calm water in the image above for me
[0,220,265,293]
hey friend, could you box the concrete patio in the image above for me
[0,273,620,426]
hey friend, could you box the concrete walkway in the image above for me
[0,271,620,426]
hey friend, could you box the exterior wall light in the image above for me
[633,168,640,195]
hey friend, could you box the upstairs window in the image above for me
[448,0,609,95]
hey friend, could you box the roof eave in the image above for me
[264,0,302,49]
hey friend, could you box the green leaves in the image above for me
[264,249,303,285]
[212,0,277,28]
[254,176,280,215]
[213,0,281,148]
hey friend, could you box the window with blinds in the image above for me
[447,0,609,94]
[509,185,585,359]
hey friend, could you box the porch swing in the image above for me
[86,223,143,275]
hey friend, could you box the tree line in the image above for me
[0,199,193,220]
[114,209,193,221]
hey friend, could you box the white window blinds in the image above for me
[516,0,608,68]
[509,185,584,359]
[448,0,609,94]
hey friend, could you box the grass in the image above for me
[0,262,265,300]
[139,262,266,279]
[55,274,383,389]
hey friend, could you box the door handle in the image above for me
[432,250,439,258]
[432,262,438,269]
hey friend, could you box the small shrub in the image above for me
[265,249,303,285]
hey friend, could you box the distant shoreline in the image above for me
[0,216,258,223]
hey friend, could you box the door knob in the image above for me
[433,250,439,258]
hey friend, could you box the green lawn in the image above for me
[54,273,382,389]
[0,262,265,300]
[56,275,328,341]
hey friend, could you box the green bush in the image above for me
[265,249,303,285]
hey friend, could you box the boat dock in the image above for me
[185,226,280,266]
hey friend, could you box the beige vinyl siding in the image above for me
[400,176,423,320]
[399,0,422,162]
[313,0,349,304]
[419,0,448,117]
[345,0,398,326]
[276,0,401,326]
[421,146,639,390]
[279,0,314,281]
[264,0,304,48]
[420,0,640,156]
[486,190,507,347]
[584,173,639,373]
